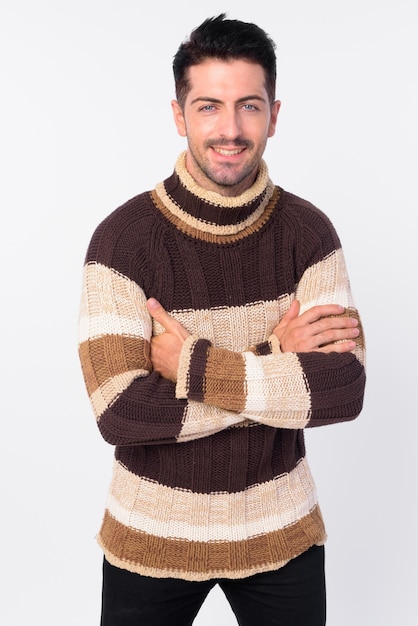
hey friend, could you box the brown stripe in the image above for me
[252,340,273,356]
[115,426,302,492]
[79,334,151,395]
[150,187,280,244]
[98,506,326,578]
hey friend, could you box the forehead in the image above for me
[185,59,268,102]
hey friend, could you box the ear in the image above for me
[171,100,187,137]
[268,100,281,138]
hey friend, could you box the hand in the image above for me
[273,300,359,353]
[146,298,191,382]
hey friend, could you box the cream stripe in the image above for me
[160,297,290,352]
[174,151,271,208]
[176,335,196,401]
[298,248,355,313]
[177,401,246,441]
[243,354,268,411]
[79,262,151,342]
[79,313,149,342]
[80,263,290,352]
[155,179,275,236]
[101,550,293,582]
[106,458,318,542]
[243,351,311,427]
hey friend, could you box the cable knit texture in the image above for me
[78,152,366,581]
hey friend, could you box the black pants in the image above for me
[101,545,326,626]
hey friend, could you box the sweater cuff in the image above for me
[176,335,201,399]
[268,334,282,354]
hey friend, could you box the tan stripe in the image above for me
[98,506,326,581]
[341,307,366,359]
[203,347,247,411]
[106,458,318,540]
[79,334,151,396]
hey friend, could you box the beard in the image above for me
[188,138,263,191]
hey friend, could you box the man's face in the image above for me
[172,59,280,197]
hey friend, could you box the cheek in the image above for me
[187,119,216,143]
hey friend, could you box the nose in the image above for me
[217,108,242,139]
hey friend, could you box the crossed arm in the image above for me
[79,252,365,443]
[147,297,360,383]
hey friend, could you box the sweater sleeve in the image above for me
[175,247,366,429]
[78,261,246,447]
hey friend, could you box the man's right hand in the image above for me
[273,300,359,354]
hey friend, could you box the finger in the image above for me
[316,326,360,347]
[317,340,357,354]
[301,304,346,324]
[312,317,359,342]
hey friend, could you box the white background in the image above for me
[1,1,416,624]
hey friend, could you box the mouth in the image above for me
[212,147,246,156]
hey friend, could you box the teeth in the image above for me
[215,148,243,156]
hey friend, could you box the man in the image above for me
[78,14,365,626]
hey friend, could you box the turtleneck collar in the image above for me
[152,152,278,240]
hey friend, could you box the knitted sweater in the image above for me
[78,152,366,581]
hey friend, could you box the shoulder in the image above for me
[84,190,156,266]
[278,188,340,242]
[280,189,333,225]
[96,189,154,232]
[274,188,343,271]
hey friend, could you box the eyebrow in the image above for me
[190,95,267,106]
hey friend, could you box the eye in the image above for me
[242,103,258,112]
[199,104,216,112]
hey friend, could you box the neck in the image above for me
[174,151,270,208]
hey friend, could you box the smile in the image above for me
[213,148,245,156]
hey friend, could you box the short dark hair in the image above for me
[173,14,277,108]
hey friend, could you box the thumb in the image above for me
[146,298,189,339]
[147,298,172,328]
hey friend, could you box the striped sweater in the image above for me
[78,152,366,581]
